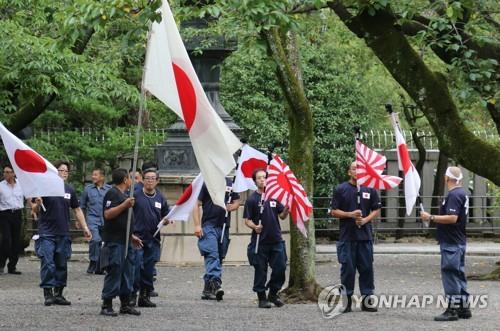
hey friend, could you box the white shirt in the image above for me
[0,180,24,210]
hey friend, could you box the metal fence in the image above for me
[312,195,500,236]
[30,128,499,150]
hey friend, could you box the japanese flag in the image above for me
[165,173,204,222]
[233,145,268,193]
[389,112,421,215]
[0,122,64,197]
[143,1,241,209]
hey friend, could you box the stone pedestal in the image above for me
[155,176,290,265]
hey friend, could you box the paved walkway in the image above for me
[0,254,499,330]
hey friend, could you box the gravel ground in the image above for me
[0,254,498,331]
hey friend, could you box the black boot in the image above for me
[43,288,55,306]
[361,295,377,312]
[149,290,158,297]
[212,280,224,301]
[457,300,472,319]
[434,302,459,322]
[257,292,272,309]
[201,281,216,300]
[53,287,71,305]
[343,295,352,313]
[100,299,117,317]
[138,289,157,308]
[129,292,137,307]
[86,261,96,274]
[268,290,284,307]
[119,296,141,315]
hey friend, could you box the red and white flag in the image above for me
[264,155,313,237]
[356,140,402,190]
[143,1,241,209]
[233,145,268,193]
[390,112,421,215]
[0,122,64,197]
[166,173,204,222]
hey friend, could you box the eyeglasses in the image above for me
[143,177,157,181]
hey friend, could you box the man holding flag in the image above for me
[244,169,289,309]
[131,168,170,308]
[193,177,240,301]
[31,161,91,306]
[330,161,382,313]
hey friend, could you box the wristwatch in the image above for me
[430,215,435,222]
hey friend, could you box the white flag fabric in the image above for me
[0,122,64,197]
[165,173,204,222]
[233,145,268,193]
[389,112,421,215]
[143,0,241,208]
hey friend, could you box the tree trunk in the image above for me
[263,28,321,302]
[431,152,448,217]
[329,2,500,185]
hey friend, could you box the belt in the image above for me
[0,209,23,213]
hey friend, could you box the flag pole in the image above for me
[353,126,362,229]
[221,140,245,244]
[255,146,274,255]
[386,104,428,227]
[124,25,152,259]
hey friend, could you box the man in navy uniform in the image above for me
[81,168,111,274]
[244,169,289,309]
[421,166,471,321]
[99,168,142,317]
[31,161,91,306]
[193,177,240,301]
[330,161,381,313]
[131,168,169,307]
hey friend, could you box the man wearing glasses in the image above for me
[32,161,91,306]
[131,168,169,308]
[0,164,25,275]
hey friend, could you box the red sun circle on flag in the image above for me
[14,149,47,173]
[241,158,268,178]
[172,63,196,132]
[176,183,193,205]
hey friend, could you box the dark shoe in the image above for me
[457,301,472,319]
[342,295,352,313]
[86,261,96,274]
[257,292,272,308]
[361,295,378,312]
[53,287,71,305]
[258,300,272,308]
[119,305,141,315]
[100,299,118,317]
[434,308,459,321]
[138,289,157,308]
[212,280,224,302]
[0,268,4,274]
[129,292,137,307]
[120,296,141,315]
[43,288,55,306]
[268,292,284,307]
[201,281,216,300]
[7,269,21,275]
[149,290,158,297]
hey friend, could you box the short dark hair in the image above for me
[142,161,158,172]
[112,168,129,185]
[3,164,13,171]
[93,168,105,176]
[54,160,70,171]
[252,168,267,182]
[130,168,142,175]
[143,169,158,179]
